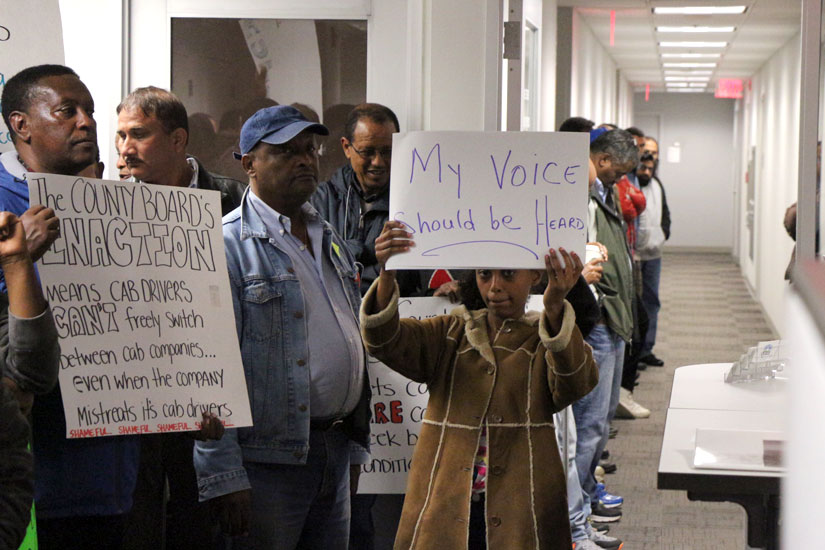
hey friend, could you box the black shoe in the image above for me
[590,501,622,523]
[601,449,610,460]
[591,521,610,534]
[639,353,664,367]
[598,461,617,474]
[608,425,618,439]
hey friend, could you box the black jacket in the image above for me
[0,383,32,549]
[311,164,429,296]
[192,156,247,216]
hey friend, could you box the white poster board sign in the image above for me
[358,296,451,494]
[29,173,252,438]
[387,131,589,270]
[358,295,545,494]
[0,1,65,151]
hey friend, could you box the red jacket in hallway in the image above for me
[615,175,646,252]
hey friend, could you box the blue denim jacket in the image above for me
[194,189,371,501]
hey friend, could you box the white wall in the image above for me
[633,92,736,251]
[739,34,801,335]
[569,10,627,126]
[539,0,557,131]
[60,0,123,180]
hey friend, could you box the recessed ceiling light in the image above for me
[663,62,718,68]
[659,41,727,48]
[653,6,746,15]
[657,26,735,33]
[664,70,713,75]
[665,76,711,82]
[661,53,721,58]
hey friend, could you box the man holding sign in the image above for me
[0,64,138,549]
[194,105,371,549]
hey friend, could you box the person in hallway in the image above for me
[363,219,597,550]
[0,63,139,550]
[635,152,671,368]
[115,86,241,550]
[194,105,371,550]
[559,116,595,133]
[575,128,637,526]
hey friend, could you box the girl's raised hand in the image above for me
[543,247,583,312]
[375,220,415,272]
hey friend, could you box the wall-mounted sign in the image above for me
[715,79,744,99]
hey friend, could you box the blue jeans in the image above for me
[554,408,590,542]
[640,258,662,356]
[572,324,625,507]
[229,428,351,550]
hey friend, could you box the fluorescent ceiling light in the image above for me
[666,82,688,88]
[665,76,711,82]
[654,6,746,15]
[657,26,735,33]
[663,62,717,68]
[668,88,706,93]
[661,53,721,58]
[659,41,727,48]
[689,83,708,87]
[664,70,713,75]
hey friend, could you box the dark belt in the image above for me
[309,417,344,431]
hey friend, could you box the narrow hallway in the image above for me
[604,251,778,549]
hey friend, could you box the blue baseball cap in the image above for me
[589,127,608,143]
[234,105,329,159]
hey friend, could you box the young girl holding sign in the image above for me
[360,221,598,550]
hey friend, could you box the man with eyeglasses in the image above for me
[312,104,402,292]
[193,105,371,549]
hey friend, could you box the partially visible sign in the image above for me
[715,78,744,99]
[0,1,65,152]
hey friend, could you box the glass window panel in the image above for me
[170,18,367,182]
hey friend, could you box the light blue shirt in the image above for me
[247,191,365,419]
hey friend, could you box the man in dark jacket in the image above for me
[116,86,243,550]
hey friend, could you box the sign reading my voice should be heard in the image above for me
[386,131,590,270]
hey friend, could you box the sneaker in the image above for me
[639,353,664,366]
[615,387,651,419]
[594,465,605,483]
[590,520,609,534]
[590,529,624,549]
[598,460,617,474]
[596,482,623,508]
[573,540,602,550]
[590,502,622,523]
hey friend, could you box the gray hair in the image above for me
[590,129,639,167]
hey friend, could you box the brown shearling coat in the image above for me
[360,282,598,550]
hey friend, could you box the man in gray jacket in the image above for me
[635,150,670,367]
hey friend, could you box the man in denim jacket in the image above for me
[194,105,370,549]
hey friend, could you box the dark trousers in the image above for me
[38,514,125,550]
[468,494,487,550]
[122,433,216,550]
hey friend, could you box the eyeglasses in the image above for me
[347,142,392,160]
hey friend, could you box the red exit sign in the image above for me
[715,79,744,99]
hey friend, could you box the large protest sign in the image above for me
[0,1,65,152]
[358,296,451,493]
[386,131,589,270]
[28,174,252,438]
[358,295,545,493]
